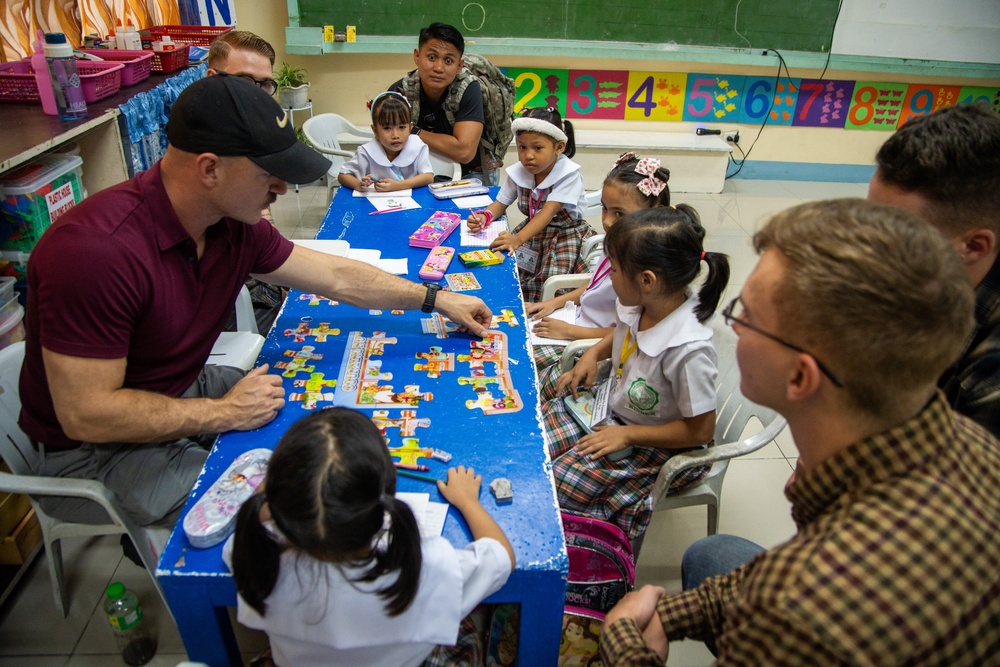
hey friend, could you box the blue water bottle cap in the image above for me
[44,33,68,44]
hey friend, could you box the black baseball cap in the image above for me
[167,73,331,184]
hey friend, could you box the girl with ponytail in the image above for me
[541,206,731,541]
[223,408,514,666]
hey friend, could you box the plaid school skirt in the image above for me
[512,194,594,303]
[532,343,565,402]
[542,395,711,541]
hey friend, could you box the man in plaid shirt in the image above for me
[869,103,1000,439]
[600,199,1000,665]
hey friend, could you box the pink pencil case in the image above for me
[409,210,463,248]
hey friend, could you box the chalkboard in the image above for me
[296,0,841,53]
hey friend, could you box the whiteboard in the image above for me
[831,0,1000,64]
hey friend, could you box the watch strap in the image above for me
[421,282,440,313]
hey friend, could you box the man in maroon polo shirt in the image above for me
[21,74,492,529]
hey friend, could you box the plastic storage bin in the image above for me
[80,50,154,86]
[149,44,191,74]
[0,154,84,251]
[148,25,232,46]
[0,60,123,104]
[0,304,25,354]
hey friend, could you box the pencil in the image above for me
[395,469,440,484]
[369,207,403,216]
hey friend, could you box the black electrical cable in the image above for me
[817,0,844,81]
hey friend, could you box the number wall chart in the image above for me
[506,67,999,131]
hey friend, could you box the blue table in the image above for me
[156,186,568,666]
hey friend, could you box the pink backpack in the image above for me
[561,511,636,617]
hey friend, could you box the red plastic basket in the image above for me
[0,60,123,104]
[79,49,153,87]
[149,44,191,74]
[148,25,232,47]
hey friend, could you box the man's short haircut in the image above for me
[874,103,1000,236]
[417,22,465,56]
[754,198,974,417]
[208,30,276,70]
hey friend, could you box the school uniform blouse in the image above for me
[222,531,511,667]
[496,154,587,221]
[610,293,718,425]
[340,135,433,182]
[576,254,617,329]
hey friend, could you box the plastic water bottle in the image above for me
[104,582,157,666]
[43,33,87,121]
[30,31,57,115]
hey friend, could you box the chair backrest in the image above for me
[301,114,374,175]
[428,150,461,181]
[0,342,37,476]
[710,317,783,446]
[233,285,258,335]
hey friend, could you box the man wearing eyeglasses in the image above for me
[207,31,285,333]
[599,199,1000,666]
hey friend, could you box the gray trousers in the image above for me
[36,365,246,528]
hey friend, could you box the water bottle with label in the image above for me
[104,582,157,666]
[43,33,87,121]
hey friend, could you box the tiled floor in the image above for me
[0,178,869,666]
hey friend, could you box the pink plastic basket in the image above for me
[0,60,123,104]
[79,50,153,87]
[148,25,232,47]
[149,44,191,74]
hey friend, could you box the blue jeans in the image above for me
[681,534,765,591]
[681,535,765,655]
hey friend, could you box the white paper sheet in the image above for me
[397,492,449,538]
[346,248,382,266]
[451,194,494,209]
[291,239,350,256]
[378,258,408,275]
[369,196,420,213]
[353,188,413,198]
[527,301,577,346]
[460,217,505,247]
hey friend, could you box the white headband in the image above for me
[511,116,567,143]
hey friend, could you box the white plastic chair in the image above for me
[207,285,264,371]
[301,113,374,205]
[429,150,461,181]
[558,317,787,554]
[0,342,166,616]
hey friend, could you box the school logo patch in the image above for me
[627,378,659,415]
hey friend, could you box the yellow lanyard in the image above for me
[616,330,638,379]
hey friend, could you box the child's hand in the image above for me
[490,231,521,254]
[533,317,573,340]
[526,300,556,319]
[436,465,482,511]
[467,211,486,233]
[555,356,598,398]
[360,175,379,189]
[374,178,399,193]
[576,424,631,458]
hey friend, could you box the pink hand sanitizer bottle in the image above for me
[31,30,57,116]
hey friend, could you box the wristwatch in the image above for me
[421,282,441,313]
[411,126,422,135]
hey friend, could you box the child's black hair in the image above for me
[231,408,422,618]
[370,92,411,128]
[604,206,730,323]
[519,106,576,158]
[606,153,672,208]
[418,22,465,55]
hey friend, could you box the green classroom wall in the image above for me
[236,0,998,182]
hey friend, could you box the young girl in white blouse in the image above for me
[527,152,673,402]
[338,91,434,192]
[541,207,730,541]
[224,408,514,667]
[467,107,593,302]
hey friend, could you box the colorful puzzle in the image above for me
[388,437,434,465]
[298,294,339,307]
[283,320,341,343]
[457,332,523,415]
[292,372,337,393]
[414,346,456,378]
[274,346,323,378]
[289,390,336,410]
[371,409,431,441]
[333,331,434,409]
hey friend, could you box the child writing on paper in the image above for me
[527,152,673,402]
[541,207,730,541]
[338,91,435,192]
[224,408,514,667]
[467,107,593,302]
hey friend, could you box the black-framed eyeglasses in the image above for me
[236,74,278,96]
[722,297,844,388]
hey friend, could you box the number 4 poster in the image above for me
[624,72,686,121]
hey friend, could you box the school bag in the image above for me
[559,511,635,667]
[398,53,515,182]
